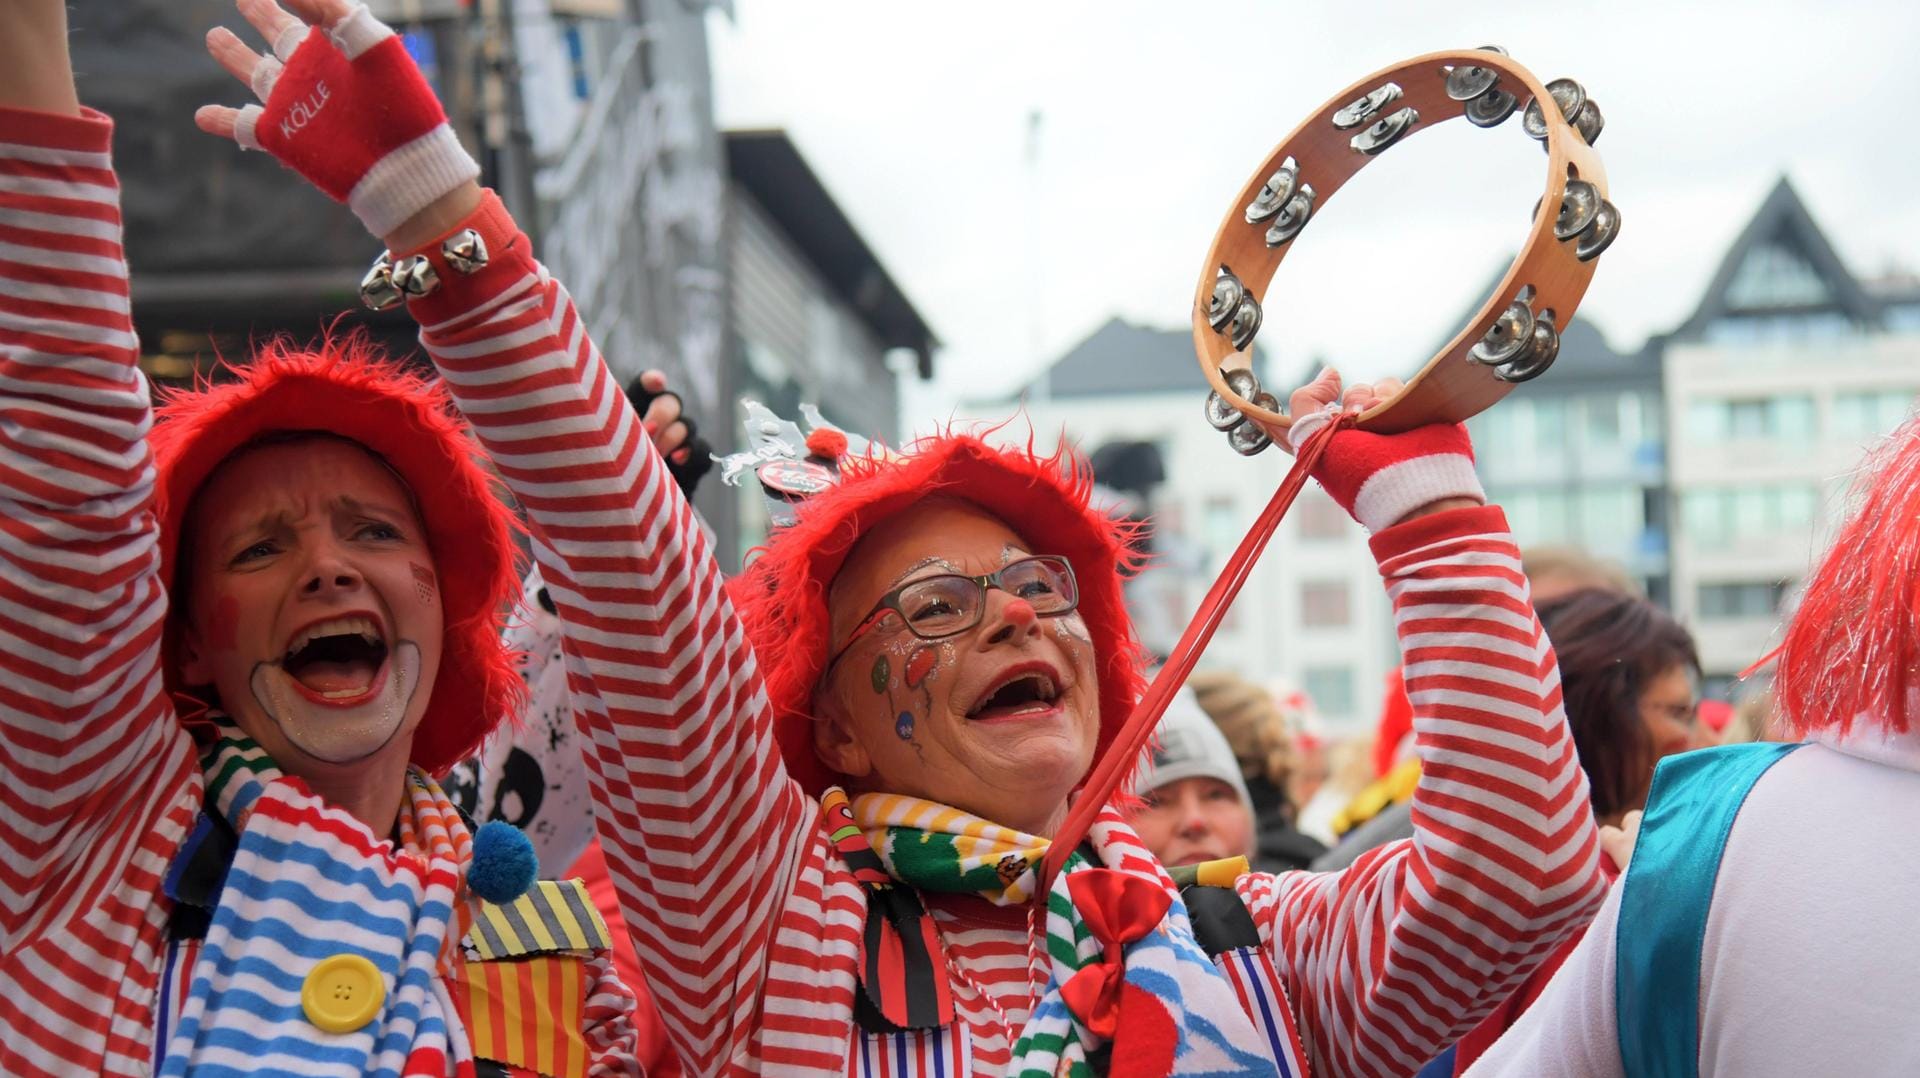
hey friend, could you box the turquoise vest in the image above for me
[1615,742,1803,1077]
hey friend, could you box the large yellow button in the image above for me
[301,953,385,1034]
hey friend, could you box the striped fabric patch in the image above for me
[464,880,611,960]
[452,954,593,1078]
[852,1023,972,1078]
[1217,946,1310,1078]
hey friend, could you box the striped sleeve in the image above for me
[407,207,815,1075]
[1239,504,1608,1078]
[0,106,199,1077]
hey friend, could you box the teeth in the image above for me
[287,615,382,656]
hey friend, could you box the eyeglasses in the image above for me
[823,555,1080,674]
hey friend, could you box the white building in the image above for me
[965,318,1396,733]
[1662,178,1920,690]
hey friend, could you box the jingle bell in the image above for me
[441,228,489,275]
[1571,99,1604,145]
[359,252,403,311]
[1223,366,1262,400]
[391,255,440,299]
[1554,179,1602,241]
[1445,64,1499,102]
[1204,391,1242,431]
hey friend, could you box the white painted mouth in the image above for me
[250,641,422,764]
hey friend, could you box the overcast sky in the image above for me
[706,1,1920,429]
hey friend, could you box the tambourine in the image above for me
[1193,47,1618,450]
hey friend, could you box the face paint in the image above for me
[895,711,915,740]
[410,561,437,605]
[249,641,422,764]
[1054,611,1093,645]
[870,654,891,695]
[206,594,240,653]
[904,646,937,689]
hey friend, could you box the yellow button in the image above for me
[301,953,385,1034]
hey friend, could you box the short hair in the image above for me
[1188,670,1297,804]
[1537,588,1700,818]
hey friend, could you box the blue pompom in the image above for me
[467,820,537,904]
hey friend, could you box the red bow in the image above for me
[1057,869,1171,1039]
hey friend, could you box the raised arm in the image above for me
[0,4,200,1072]
[1238,373,1608,1078]
[191,4,813,1069]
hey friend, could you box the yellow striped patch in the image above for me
[464,879,611,960]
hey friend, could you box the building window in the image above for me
[1503,489,1573,546]
[1832,390,1916,441]
[1300,581,1351,628]
[1697,580,1793,621]
[1682,486,1818,550]
[1303,665,1356,720]
[1686,395,1816,443]
[1296,489,1347,541]
[1723,242,1830,308]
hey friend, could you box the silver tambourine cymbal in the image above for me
[1192,47,1620,450]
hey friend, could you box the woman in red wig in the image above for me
[0,0,676,1072]
[1469,419,1920,1076]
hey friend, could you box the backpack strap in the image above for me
[1616,742,1803,1077]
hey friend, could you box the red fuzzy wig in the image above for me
[728,431,1150,796]
[1774,414,1920,737]
[150,336,524,777]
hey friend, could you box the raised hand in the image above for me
[1283,366,1482,530]
[194,0,481,249]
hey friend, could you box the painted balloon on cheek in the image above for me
[207,594,239,653]
[869,655,890,695]
[895,711,915,740]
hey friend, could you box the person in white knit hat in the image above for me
[1127,695,1258,868]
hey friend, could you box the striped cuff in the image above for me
[1350,453,1484,533]
[346,124,480,238]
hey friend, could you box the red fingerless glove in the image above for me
[236,4,479,237]
[1289,406,1486,532]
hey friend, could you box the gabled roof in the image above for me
[1668,176,1882,341]
[1026,317,1274,399]
[725,130,939,378]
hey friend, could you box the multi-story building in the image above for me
[1466,316,1669,603]
[978,318,1394,732]
[1662,178,1920,689]
[724,129,938,567]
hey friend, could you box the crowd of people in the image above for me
[3,2,1917,1075]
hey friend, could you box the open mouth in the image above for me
[967,668,1062,722]
[280,615,390,706]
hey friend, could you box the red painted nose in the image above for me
[1003,597,1038,627]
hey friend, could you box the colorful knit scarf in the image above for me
[161,722,476,1076]
[847,790,1282,1078]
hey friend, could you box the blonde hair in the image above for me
[1188,670,1296,792]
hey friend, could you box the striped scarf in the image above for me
[161,725,475,1077]
[850,792,1282,1078]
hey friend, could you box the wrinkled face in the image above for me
[814,500,1101,835]
[1127,776,1254,868]
[177,439,443,776]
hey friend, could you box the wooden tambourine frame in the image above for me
[1194,48,1614,437]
